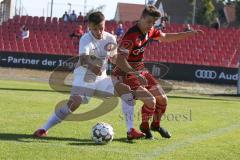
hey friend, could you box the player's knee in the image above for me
[115,82,131,96]
[145,96,156,108]
[162,95,168,106]
[156,94,168,106]
[68,95,82,112]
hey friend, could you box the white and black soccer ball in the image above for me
[92,122,114,144]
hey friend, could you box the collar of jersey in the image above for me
[89,31,104,41]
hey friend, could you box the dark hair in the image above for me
[88,11,105,25]
[142,5,161,18]
[22,26,28,30]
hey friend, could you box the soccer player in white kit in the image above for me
[34,11,145,140]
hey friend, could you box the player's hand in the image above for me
[84,69,97,83]
[84,65,101,83]
[136,74,148,86]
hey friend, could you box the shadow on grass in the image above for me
[0,133,81,143]
[68,137,136,146]
[211,94,240,97]
[168,95,240,102]
[1,87,239,102]
[0,133,134,145]
[0,87,57,93]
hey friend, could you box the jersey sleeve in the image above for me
[79,34,90,55]
[150,28,162,40]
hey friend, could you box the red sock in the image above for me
[152,104,167,128]
[141,105,155,130]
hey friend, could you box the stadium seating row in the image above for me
[0,16,239,68]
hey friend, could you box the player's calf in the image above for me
[150,95,170,138]
[67,95,82,112]
[33,99,77,137]
[135,86,156,108]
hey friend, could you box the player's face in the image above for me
[141,15,158,32]
[89,21,105,39]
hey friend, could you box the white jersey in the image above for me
[72,31,117,103]
[78,31,116,76]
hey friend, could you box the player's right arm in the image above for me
[151,28,204,42]
[79,35,101,75]
[80,55,101,75]
[116,37,147,85]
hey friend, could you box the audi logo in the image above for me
[195,70,217,79]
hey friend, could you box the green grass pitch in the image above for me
[0,80,239,160]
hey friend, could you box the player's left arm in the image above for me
[154,30,204,42]
[108,43,118,64]
[109,54,117,64]
[108,34,118,64]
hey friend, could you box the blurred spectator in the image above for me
[161,12,169,24]
[70,24,84,39]
[183,24,193,32]
[79,12,82,17]
[62,11,69,22]
[211,17,220,30]
[17,25,29,39]
[155,19,166,30]
[78,12,84,22]
[69,10,77,22]
[115,23,125,40]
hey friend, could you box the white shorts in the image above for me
[71,67,115,103]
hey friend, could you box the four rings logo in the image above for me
[195,69,217,79]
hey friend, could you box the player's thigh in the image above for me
[95,76,115,97]
[134,86,156,108]
[69,72,96,111]
[141,71,158,87]
[114,81,132,96]
[122,74,141,90]
[142,71,168,105]
[148,85,168,105]
[69,85,95,107]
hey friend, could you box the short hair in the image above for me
[88,11,105,25]
[141,5,161,18]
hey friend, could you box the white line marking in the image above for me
[138,123,240,160]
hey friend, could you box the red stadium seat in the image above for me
[46,17,52,24]
[52,17,58,24]
[1,17,239,68]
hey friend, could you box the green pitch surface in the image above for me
[0,80,239,160]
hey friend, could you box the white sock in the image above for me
[42,104,71,131]
[121,93,134,132]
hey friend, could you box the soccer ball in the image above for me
[92,122,114,144]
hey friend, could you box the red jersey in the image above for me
[113,24,162,76]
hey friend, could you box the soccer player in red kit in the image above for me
[113,5,203,139]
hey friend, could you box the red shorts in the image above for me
[119,71,158,90]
